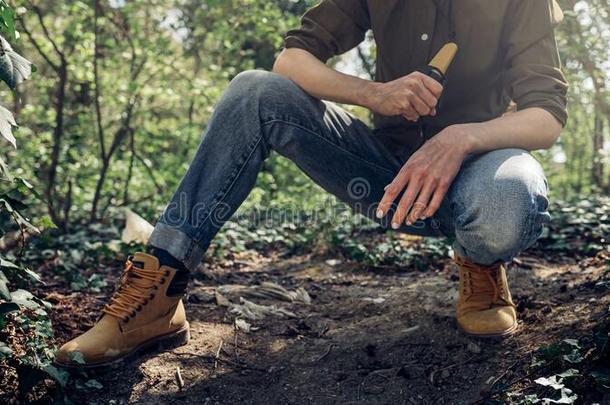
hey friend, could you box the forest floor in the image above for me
[42,245,610,405]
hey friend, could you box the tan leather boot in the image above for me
[455,256,517,338]
[55,252,190,369]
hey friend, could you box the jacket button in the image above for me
[421,33,429,41]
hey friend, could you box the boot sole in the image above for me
[458,320,518,339]
[54,322,190,372]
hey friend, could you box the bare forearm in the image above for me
[273,48,442,122]
[272,48,374,107]
[458,108,563,154]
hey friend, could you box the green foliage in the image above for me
[0,3,67,401]
[536,196,610,257]
[544,0,610,197]
[0,1,16,40]
[496,262,610,404]
[7,0,312,228]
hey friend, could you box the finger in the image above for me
[402,112,420,122]
[391,177,423,228]
[424,178,451,218]
[407,180,436,223]
[377,168,412,219]
[420,75,444,98]
[413,79,439,110]
[407,91,432,116]
[401,103,420,122]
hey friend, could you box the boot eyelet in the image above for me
[131,311,137,317]
[165,270,170,276]
[160,278,166,284]
[150,293,155,299]
[137,305,143,311]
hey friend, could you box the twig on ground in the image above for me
[175,367,184,390]
[214,340,224,371]
[169,351,267,372]
[488,350,534,389]
[315,344,334,362]
[471,369,540,404]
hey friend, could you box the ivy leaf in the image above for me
[563,350,583,364]
[0,269,10,300]
[0,104,16,148]
[542,388,578,404]
[67,351,86,365]
[535,375,565,390]
[562,339,580,349]
[0,258,19,269]
[84,379,103,389]
[0,341,12,357]
[10,289,40,309]
[0,34,33,89]
[42,364,69,387]
[22,267,42,284]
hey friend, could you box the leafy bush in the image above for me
[0,3,68,402]
[536,196,610,258]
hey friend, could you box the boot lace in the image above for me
[103,259,170,322]
[456,257,515,307]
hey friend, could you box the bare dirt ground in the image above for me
[45,249,609,405]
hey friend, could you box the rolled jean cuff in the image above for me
[148,222,205,272]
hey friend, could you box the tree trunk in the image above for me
[592,111,604,189]
[46,62,68,229]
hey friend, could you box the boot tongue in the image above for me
[469,270,497,295]
[131,252,160,271]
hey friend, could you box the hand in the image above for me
[364,71,443,122]
[376,125,475,228]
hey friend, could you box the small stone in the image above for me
[467,342,482,354]
[363,297,386,304]
[214,291,230,306]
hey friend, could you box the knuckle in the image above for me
[439,179,451,189]
[411,168,424,179]
[386,184,400,195]
[413,201,426,211]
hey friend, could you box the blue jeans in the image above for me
[149,70,550,271]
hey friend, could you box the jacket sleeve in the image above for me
[503,0,568,126]
[284,0,370,63]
